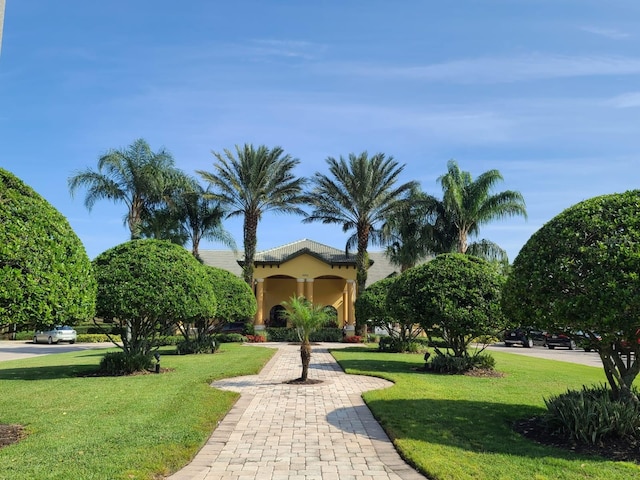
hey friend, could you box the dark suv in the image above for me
[504,327,547,348]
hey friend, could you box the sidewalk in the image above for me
[167,343,427,480]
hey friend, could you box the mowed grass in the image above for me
[0,343,274,480]
[332,348,640,480]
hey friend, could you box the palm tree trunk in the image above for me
[458,230,468,254]
[243,213,258,285]
[300,341,311,381]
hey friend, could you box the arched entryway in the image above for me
[268,305,287,328]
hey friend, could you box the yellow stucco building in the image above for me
[199,239,397,335]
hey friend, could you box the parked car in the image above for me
[545,332,576,350]
[504,327,547,348]
[33,326,77,344]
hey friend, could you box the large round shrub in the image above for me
[93,239,217,358]
[0,168,96,329]
[503,191,640,398]
[390,253,505,360]
[206,266,256,323]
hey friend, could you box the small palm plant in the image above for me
[281,296,330,382]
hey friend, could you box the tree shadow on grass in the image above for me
[337,355,425,375]
[362,397,616,465]
[0,364,100,380]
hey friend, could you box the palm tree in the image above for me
[140,177,236,259]
[197,144,307,285]
[382,187,444,272]
[304,152,417,296]
[281,296,330,382]
[68,138,179,240]
[438,159,527,255]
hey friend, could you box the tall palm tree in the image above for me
[282,296,330,382]
[197,144,307,285]
[382,187,444,272]
[304,152,417,296]
[438,159,527,254]
[140,177,236,259]
[68,138,179,240]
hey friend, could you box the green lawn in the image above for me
[0,343,274,480]
[332,348,640,480]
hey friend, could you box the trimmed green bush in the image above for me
[99,351,153,375]
[427,352,496,374]
[544,385,640,445]
[176,337,220,354]
[76,334,122,343]
[93,239,217,358]
[0,168,96,329]
[213,333,246,343]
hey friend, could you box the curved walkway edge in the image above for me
[166,343,427,480]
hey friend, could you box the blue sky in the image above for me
[1,1,639,262]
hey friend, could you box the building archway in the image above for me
[268,305,287,328]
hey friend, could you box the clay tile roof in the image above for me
[252,238,355,265]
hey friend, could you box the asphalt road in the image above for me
[0,340,607,368]
[0,341,113,362]
[486,343,603,368]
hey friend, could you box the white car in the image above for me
[33,326,77,344]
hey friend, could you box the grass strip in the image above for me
[0,343,274,480]
[332,348,640,480]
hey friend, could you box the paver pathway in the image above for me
[167,343,427,480]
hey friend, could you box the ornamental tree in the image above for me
[282,296,330,382]
[93,239,217,358]
[177,266,256,342]
[356,277,422,351]
[0,168,96,330]
[502,191,640,400]
[390,253,506,358]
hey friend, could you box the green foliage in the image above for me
[438,159,527,254]
[426,352,496,374]
[176,336,220,354]
[358,277,423,347]
[76,333,122,343]
[503,191,640,397]
[265,327,343,342]
[378,335,422,353]
[391,253,506,359]
[69,138,181,240]
[213,333,246,343]
[281,296,331,344]
[0,168,96,329]
[198,144,307,285]
[304,152,418,300]
[93,239,217,356]
[206,266,256,323]
[99,351,153,375]
[177,266,255,343]
[355,277,396,334]
[544,385,640,445]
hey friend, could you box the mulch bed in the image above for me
[514,416,640,463]
[0,424,25,449]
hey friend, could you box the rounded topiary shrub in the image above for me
[93,239,217,358]
[99,351,153,376]
[0,168,96,328]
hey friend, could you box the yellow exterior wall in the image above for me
[253,253,357,328]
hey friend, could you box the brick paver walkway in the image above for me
[166,343,427,480]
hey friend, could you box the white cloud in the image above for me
[580,26,631,40]
[608,91,640,108]
[329,54,640,84]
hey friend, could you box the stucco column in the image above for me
[296,278,305,298]
[305,278,314,303]
[254,278,265,333]
[342,283,349,327]
[345,279,356,337]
